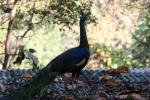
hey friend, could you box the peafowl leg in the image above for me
[71,79,75,90]
[72,73,79,90]
[64,73,76,89]
[71,73,75,90]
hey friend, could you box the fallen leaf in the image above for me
[47,88,53,94]
[21,73,32,79]
[66,81,90,90]
[66,84,77,90]
[93,96,107,100]
[99,74,113,81]
[0,84,6,92]
[59,96,76,100]
[131,93,146,100]
[117,89,139,95]
[105,79,122,87]
[143,84,150,90]
[108,66,129,74]
[54,78,59,82]
[77,81,89,88]
[115,95,128,99]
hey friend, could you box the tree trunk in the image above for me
[3,1,18,69]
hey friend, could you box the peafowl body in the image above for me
[47,14,90,79]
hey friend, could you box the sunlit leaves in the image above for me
[49,0,95,26]
[132,16,150,67]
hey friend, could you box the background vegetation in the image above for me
[0,0,150,70]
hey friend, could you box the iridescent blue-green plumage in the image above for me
[47,14,90,78]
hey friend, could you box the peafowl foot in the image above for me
[71,77,78,90]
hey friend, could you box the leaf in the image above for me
[21,73,32,79]
[116,91,144,99]
[47,88,53,94]
[77,81,89,88]
[116,89,140,96]
[0,84,6,92]
[99,74,113,81]
[105,79,122,87]
[99,74,122,87]
[93,96,107,100]
[66,84,77,90]
[108,66,129,74]
[66,81,89,90]
[60,96,76,100]
[131,93,146,100]
[115,95,128,99]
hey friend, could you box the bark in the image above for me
[3,0,18,69]
[3,1,35,69]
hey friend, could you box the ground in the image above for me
[0,67,150,100]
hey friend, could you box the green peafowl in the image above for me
[46,11,90,87]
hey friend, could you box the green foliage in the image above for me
[10,0,95,31]
[0,0,95,69]
[24,25,63,67]
[1,0,150,69]
[49,0,96,25]
[131,16,150,67]
[89,43,132,69]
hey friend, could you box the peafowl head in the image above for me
[80,9,88,23]
[79,7,97,25]
[80,15,87,22]
[80,16,87,23]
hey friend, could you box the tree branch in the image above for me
[0,18,9,26]
[33,15,45,24]
[3,0,19,69]
[0,53,17,56]
[21,2,35,39]
[132,33,150,48]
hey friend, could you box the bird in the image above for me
[46,11,90,86]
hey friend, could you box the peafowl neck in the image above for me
[79,19,89,48]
